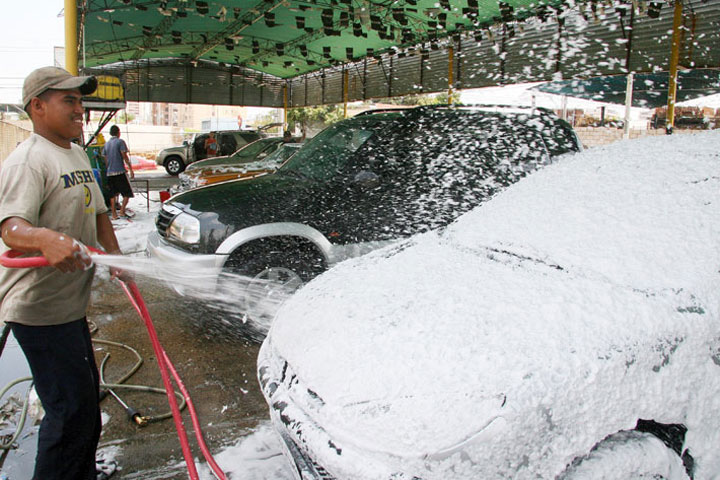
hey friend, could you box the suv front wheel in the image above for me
[224,237,326,329]
[164,155,185,175]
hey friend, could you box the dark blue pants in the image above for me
[9,319,100,480]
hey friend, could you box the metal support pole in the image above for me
[666,0,684,134]
[448,46,454,103]
[388,58,393,98]
[362,58,368,101]
[322,69,326,105]
[64,0,78,74]
[186,64,193,104]
[228,69,233,105]
[343,69,349,118]
[623,72,634,139]
[283,84,288,130]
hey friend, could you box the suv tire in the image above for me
[558,430,689,479]
[164,155,185,175]
[225,238,326,327]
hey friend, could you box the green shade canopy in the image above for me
[83,0,565,79]
[534,69,720,108]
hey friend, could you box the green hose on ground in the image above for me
[0,323,187,455]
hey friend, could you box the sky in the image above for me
[0,0,66,104]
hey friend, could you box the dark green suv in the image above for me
[147,105,581,326]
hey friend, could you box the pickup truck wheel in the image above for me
[224,239,326,328]
[558,430,690,480]
[164,156,185,175]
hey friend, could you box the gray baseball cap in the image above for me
[22,66,97,109]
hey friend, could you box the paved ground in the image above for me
[94,275,271,479]
[132,167,180,192]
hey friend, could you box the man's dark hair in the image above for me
[110,125,120,137]
[25,90,55,118]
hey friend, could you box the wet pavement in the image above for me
[1,269,273,479]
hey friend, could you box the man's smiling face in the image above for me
[32,88,85,146]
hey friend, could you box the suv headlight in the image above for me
[167,213,201,244]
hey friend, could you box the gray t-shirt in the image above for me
[0,134,108,326]
[102,136,129,176]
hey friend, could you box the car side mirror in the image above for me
[183,140,189,146]
[352,170,380,189]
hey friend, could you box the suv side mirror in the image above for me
[352,170,380,189]
[183,140,189,146]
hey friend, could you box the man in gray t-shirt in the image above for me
[0,66,126,480]
[102,125,134,219]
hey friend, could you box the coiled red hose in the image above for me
[0,249,227,480]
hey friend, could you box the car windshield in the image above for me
[265,143,301,165]
[280,121,380,181]
[231,138,278,159]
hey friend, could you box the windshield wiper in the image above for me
[279,168,310,180]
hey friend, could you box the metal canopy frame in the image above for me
[79,0,720,108]
[533,69,720,108]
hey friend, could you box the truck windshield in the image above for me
[280,121,378,181]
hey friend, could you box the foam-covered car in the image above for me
[258,131,720,479]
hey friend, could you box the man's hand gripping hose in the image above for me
[0,248,228,480]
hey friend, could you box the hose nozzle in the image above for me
[132,414,149,427]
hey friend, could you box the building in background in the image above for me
[126,101,256,131]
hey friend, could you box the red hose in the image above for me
[120,281,228,480]
[1,249,227,480]
[120,281,201,480]
[1,249,65,268]
[161,349,227,478]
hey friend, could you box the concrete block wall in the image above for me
[574,126,708,149]
[0,121,32,163]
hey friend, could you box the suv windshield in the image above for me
[281,115,399,181]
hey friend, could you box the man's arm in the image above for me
[122,150,134,179]
[1,217,90,272]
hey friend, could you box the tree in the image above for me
[382,91,462,106]
[287,105,344,135]
[255,111,282,133]
[435,90,462,105]
[116,111,135,123]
